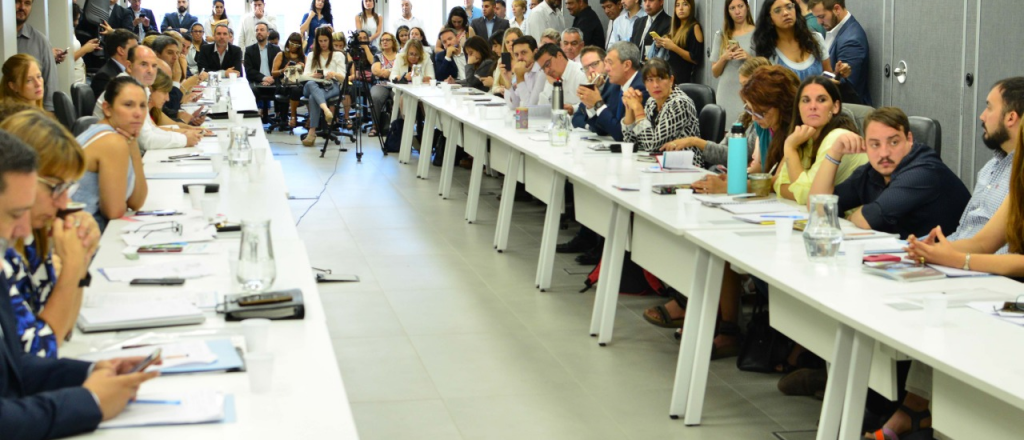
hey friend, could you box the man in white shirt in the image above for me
[534,43,584,109]
[237,0,277,52]
[560,28,584,63]
[93,46,198,150]
[394,0,425,32]
[495,0,508,19]
[609,0,644,50]
[503,37,545,108]
[523,0,566,43]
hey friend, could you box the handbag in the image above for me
[282,65,303,85]
[736,298,793,373]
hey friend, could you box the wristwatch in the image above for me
[963,253,972,271]
[79,272,92,288]
[592,100,605,112]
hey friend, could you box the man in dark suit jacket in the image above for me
[574,42,647,141]
[568,0,605,49]
[433,29,466,82]
[811,0,871,106]
[196,24,243,75]
[470,0,511,40]
[244,22,283,119]
[629,0,670,61]
[124,0,160,40]
[0,133,158,440]
[161,0,200,34]
[90,29,138,99]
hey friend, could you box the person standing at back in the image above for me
[629,0,670,62]
[509,0,528,30]
[598,0,623,50]
[238,0,278,52]
[654,0,702,84]
[357,0,384,48]
[464,0,485,22]
[300,0,334,54]
[393,0,425,33]
[752,0,832,81]
[809,0,870,106]
[523,0,566,43]
[567,0,605,49]
[710,0,755,122]
[204,0,231,43]
[470,0,511,39]
[162,0,199,33]
[125,0,159,42]
[495,0,508,19]
[14,0,59,112]
[609,0,644,49]
[795,0,825,36]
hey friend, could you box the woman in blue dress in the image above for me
[300,0,335,54]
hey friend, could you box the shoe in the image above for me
[459,157,473,169]
[575,245,601,265]
[777,368,828,396]
[302,133,317,147]
[324,109,334,125]
[864,405,932,440]
[556,235,595,254]
[643,305,685,328]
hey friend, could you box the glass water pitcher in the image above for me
[237,219,276,291]
[549,110,571,146]
[802,194,844,262]
[228,126,252,168]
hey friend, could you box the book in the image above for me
[75,339,244,374]
[77,299,206,332]
[221,289,305,321]
[861,261,946,282]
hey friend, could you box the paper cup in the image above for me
[245,352,274,394]
[211,154,225,172]
[638,174,653,194]
[844,242,865,268]
[775,218,794,241]
[187,184,206,209]
[241,318,272,353]
[201,197,218,221]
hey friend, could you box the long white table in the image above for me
[63,79,358,438]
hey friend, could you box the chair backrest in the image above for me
[53,91,76,131]
[72,116,99,137]
[698,104,727,143]
[842,103,874,134]
[908,116,942,157]
[678,83,716,114]
[71,83,96,119]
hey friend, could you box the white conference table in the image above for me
[61,79,358,439]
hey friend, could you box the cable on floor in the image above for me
[294,143,344,226]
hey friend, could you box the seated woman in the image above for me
[491,28,525,95]
[773,76,867,204]
[407,27,433,56]
[0,110,101,357]
[148,69,182,127]
[72,76,148,231]
[0,54,45,110]
[662,57,770,168]
[273,32,308,129]
[621,58,702,162]
[301,27,347,147]
[396,26,411,50]
[390,40,435,85]
[370,32,400,135]
[458,36,497,92]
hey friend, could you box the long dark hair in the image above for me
[310,26,336,70]
[284,32,304,61]
[211,0,227,21]
[1008,124,1024,253]
[410,27,431,50]
[463,36,495,68]
[751,0,821,61]
[446,6,469,32]
[360,0,380,22]
[789,76,857,166]
[310,0,334,24]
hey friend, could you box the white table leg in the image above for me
[817,323,856,440]
[589,202,622,337]
[465,137,488,223]
[417,106,438,179]
[398,95,418,164]
[389,90,402,124]
[839,331,875,440]
[668,246,710,419]
[535,172,566,291]
[438,122,461,199]
[683,254,725,425]
[596,205,630,346]
[494,149,521,251]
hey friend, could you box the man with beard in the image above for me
[161,0,200,34]
[244,22,283,121]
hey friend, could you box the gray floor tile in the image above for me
[350,400,464,440]
[332,336,441,402]
[445,391,627,440]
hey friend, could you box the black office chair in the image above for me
[909,116,942,157]
[698,104,727,143]
[678,83,716,114]
[71,83,96,119]
[53,92,76,131]
[72,116,99,137]
[842,103,874,134]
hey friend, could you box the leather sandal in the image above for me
[643,305,684,328]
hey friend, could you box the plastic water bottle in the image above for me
[727,123,747,194]
[551,79,564,111]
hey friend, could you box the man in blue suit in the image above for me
[125,0,160,40]
[161,0,200,35]
[810,0,871,106]
[574,41,647,142]
[0,130,159,440]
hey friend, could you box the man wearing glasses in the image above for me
[534,43,586,112]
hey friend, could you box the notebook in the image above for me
[99,391,232,429]
[75,339,244,374]
[861,261,946,282]
[719,201,800,215]
[77,299,206,333]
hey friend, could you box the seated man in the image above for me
[433,28,466,83]
[502,36,544,108]
[573,41,645,142]
[533,43,585,109]
[0,130,159,439]
[809,106,970,239]
[196,24,243,76]
[243,21,281,121]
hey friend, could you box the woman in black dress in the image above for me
[654,0,704,84]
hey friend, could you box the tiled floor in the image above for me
[269,130,823,439]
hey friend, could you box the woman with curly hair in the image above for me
[751,0,831,80]
[300,0,334,53]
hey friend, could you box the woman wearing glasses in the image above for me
[0,110,101,358]
[621,59,702,158]
[187,23,207,74]
[273,33,308,130]
[73,76,148,231]
[751,0,831,81]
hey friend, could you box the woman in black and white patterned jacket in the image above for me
[621,59,703,166]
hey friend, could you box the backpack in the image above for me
[580,251,667,296]
[383,118,403,153]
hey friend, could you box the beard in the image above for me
[178,6,187,13]
[982,121,1010,153]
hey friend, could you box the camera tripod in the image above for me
[318,58,385,162]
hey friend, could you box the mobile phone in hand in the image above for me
[501,53,512,71]
[128,348,162,374]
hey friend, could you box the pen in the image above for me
[762,215,804,219]
[133,400,181,405]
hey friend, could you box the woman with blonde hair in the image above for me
[0,54,45,109]
[509,0,527,30]
[491,27,524,94]
[390,40,434,84]
[654,0,703,84]
[710,0,756,120]
[1,109,101,357]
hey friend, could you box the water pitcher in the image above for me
[549,110,570,146]
[228,126,252,168]
[237,219,276,291]
[802,194,843,262]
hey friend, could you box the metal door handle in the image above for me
[894,60,908,84]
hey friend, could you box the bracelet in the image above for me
[824,153,841,166]
[963,253,972,271]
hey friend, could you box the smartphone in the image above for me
[501,52,512,71]
[864,254,902,263]
[129,278,186,286]
[128,348,162,374]
[823,71,837,80]
[727,39,739,48]
[181,183,220,193]
[198,106,210,117]
[238,292,294,307]
[135,209,178,216]
[649,31,660,40]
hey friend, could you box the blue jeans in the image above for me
[303,81,340,127]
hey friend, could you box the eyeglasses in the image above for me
[37,177,79,198]
[539,57,554,73]
[772,2,796,15]
[583,60,603,71]
[744,104,765,120]
[132,221,183,238]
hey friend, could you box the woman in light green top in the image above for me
[775,75,867,204]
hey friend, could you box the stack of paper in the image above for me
[120,218,217,246]
[77,299,206,332]
[720,201,800,215]
[99,390,229,429]
[75,339,244,374]
[732,213,809,225]
[839,237,908,254]
[656,151,701,172]
[98,259,219,282]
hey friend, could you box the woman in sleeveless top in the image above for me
[72,77,148,232]
[751,0,831,81]
[710,0,755,123]
[356,0,383,48]
[0,110,100,358]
